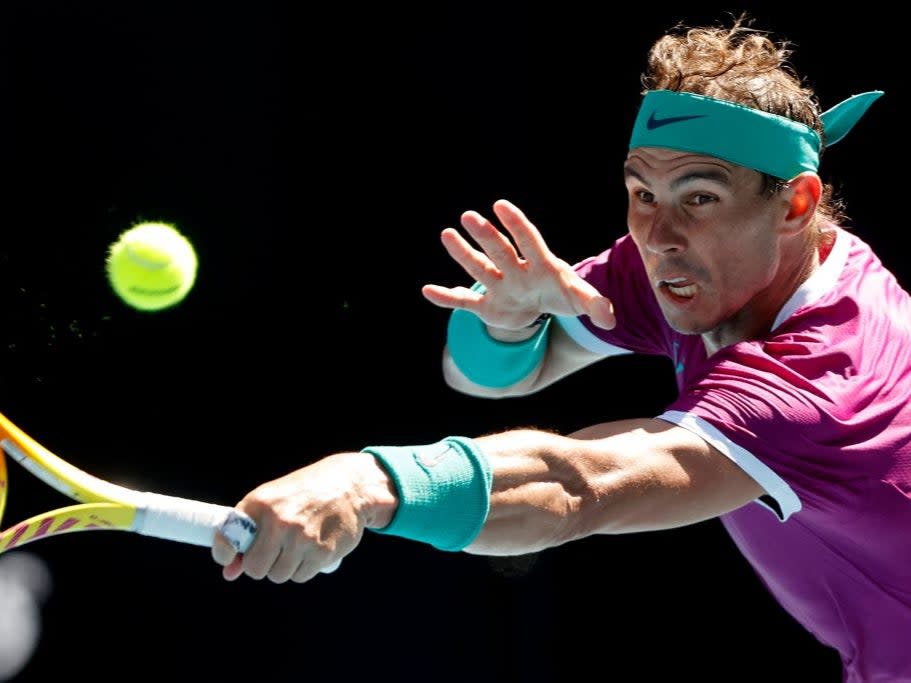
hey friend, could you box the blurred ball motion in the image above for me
[0,553,52,681]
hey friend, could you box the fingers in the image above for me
[422,201,555,309]
[459,210,523,273]
[213,517,343,584]
[438,227,502,287]
[490,199,552,263]
[426,200,616,330]
[244,551,343,584]
[234,525,283,581]
[220,555,340,584]
[222,555,244,582]
[421,283,481,310]
[212,531,238,569]
[288,555,335,584]
[322,558,343,574]
[247,531,343,583]
[212,533,246,581]
[218,549,343,584]
[432,200,553,291]
[261,545,306,584]
[422,214,525,311]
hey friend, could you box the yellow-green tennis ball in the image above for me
[105,222,198,311]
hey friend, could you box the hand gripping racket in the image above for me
[0,410,255,556]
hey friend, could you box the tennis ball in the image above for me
[105,222,198,311]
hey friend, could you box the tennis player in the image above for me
[214,14,909,681]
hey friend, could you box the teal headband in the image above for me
[629,89,883,180]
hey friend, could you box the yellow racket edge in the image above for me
[0,501,138,555]
[0,449,7,527]
[0,410,130,505]
[0,410,261,555]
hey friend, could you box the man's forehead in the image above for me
[625,147,739,180]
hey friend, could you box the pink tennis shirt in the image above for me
[557,227,911,681]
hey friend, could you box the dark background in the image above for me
[0,2,902,681]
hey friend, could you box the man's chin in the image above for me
[663,313,711,336]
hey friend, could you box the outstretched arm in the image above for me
[212,420,763,581]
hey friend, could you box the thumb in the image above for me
[569,279,615,330]
[585,295,616,330]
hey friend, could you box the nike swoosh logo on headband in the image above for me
[646,112,707,129]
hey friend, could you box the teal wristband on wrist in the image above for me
[362,436,492,552]
[446,283,552,388]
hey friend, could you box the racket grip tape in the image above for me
[134,492,256,552]
[135,493,342,574]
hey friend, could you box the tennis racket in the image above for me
[0,410,256,556]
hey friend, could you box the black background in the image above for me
[0,2,902,681]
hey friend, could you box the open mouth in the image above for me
[658,277,697,299]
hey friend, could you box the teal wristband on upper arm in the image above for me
[362,436,492,552]
[446,283,552,388]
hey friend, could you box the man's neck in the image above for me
[701,235,822,356]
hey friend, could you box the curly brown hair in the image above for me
[641,13,846,232]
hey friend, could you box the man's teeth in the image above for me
[660,278,697,297]
[668,283,697,297]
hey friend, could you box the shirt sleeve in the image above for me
[656,341,893,522]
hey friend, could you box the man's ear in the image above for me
[783,173,822,228]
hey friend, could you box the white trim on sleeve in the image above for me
[657,410,802,521]
[555,315,632,357]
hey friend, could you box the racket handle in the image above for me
[134,492,256,552]
[135,493,343,574]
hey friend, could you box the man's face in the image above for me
[624,147,789,343]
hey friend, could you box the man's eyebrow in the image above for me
[623,165,732,190]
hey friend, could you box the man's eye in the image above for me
[690,194,716,206]
[635,190,654,203]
